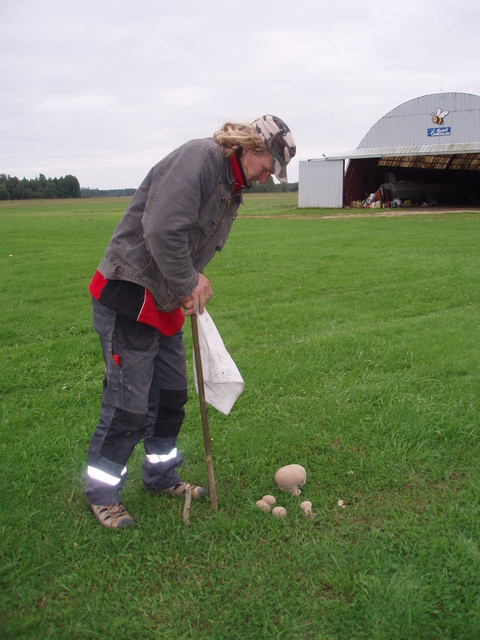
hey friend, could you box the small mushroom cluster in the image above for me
[255,495,287,518]
[255,464,316,519]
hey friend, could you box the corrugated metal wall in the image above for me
[298,159,344,208]
[358,92,480,148]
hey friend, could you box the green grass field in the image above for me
[1,195,479,639]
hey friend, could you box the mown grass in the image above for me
[1,196,479,639]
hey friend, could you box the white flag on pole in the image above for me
[193,309,244,415]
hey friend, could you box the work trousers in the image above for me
[85,297,188,505]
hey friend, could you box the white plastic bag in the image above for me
[193,309,244,415]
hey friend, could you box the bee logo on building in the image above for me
[431,108,449,125]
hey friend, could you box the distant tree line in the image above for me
[81,183,298,197]
[82,179,298,197]
[248,176,298,193]
[0,172,297,201]
[81,187,136,198]
[0,174,81,200]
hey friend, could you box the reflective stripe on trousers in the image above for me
[145,448,178,464]
[87,465,127,486]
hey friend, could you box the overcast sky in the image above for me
[1,0,479,189]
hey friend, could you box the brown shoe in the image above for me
[90,503,135,529]
[159,481,208,500]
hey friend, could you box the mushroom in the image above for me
[271,506,287,518]
[274,464,307,496]
[256,499,271,512]
[300,500,316,518]
[262,495,276,506]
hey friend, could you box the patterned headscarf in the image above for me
[252,115,296,183]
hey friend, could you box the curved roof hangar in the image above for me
[338,92,480,205]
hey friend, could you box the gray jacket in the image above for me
[98,138,242,312]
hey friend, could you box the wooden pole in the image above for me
[190,314,218,511]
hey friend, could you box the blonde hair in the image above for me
[213,121,267,157]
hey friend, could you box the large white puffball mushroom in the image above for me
[262,495,276,506]
[256,500,271,512]
[272,506,287,518]
[274,464,307,495]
